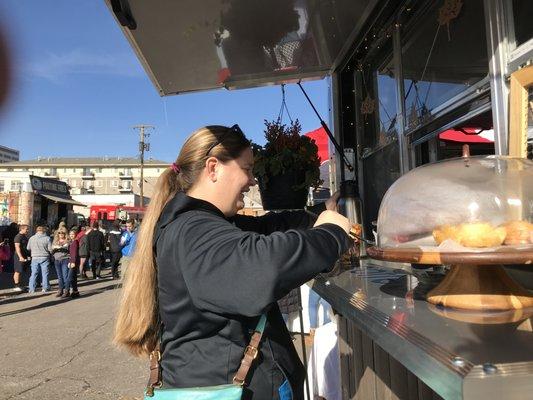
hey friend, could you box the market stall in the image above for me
[105,0,533,398]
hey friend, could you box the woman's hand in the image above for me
[314,210,351,235]
[325,190,340,211]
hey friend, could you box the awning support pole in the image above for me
[297,82,354,172]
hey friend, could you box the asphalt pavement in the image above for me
[0,275,146,400]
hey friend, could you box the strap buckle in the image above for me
[245,345,259,359]
[149,350,161,362]
[145,382,162,397]
[232,376,245,387]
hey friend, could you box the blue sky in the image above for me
[0,0,330,162]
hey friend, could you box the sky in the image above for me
[0,0,330,163]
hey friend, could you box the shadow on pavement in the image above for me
[0,282,121,317]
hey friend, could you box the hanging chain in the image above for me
[277,84,293,124]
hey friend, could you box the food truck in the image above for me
[105,1,533,398]
[89,204,146,226]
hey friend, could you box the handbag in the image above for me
[144,314,267,399]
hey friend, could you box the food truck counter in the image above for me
[312,259,533,400]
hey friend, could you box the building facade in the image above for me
[0,156,267,219]
[0,156,168,196]
[0,145,19,163]
[0,157,168,218]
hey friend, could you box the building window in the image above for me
[0,181,4,191]
[94,180,102,187]
[95,168,102,173]
[111,180,118,188]
[10,180,21,191]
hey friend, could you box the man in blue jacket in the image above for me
[120,218,137,278]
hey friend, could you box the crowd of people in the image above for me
[0,218,138,298]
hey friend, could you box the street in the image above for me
[0,277,146,400]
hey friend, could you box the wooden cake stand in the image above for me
[367,247,533,311]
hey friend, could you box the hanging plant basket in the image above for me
[253,118,322,211]
[257,169,309,210]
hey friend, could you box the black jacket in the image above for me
[107,230,122,253]
[154,192,351,400]
[86,229,105,253]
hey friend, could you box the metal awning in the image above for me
[40,194,86,207]
[104,0,378,95]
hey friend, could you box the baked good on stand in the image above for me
[501,220,533,245]
[433,222,507,248]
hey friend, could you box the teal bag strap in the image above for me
[146,314,267,396]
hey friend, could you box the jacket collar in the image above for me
[156,191,226,232]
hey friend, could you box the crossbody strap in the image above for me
[146,314,267,396]
[232,314,267,386]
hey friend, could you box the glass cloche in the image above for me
[376,155,533,251]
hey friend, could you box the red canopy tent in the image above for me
[438,128,494,143]
[304,127,329,164]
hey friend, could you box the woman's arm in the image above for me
[164,212,351,317]
[231,191,340,234]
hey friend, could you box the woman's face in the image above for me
[59,232,66,240]
[218,147,256,216]
[69,231,75,240]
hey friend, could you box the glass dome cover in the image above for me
[376,156,533,251]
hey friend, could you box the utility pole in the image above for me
[133,124,154,208]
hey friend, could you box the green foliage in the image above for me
[252,119,323,191]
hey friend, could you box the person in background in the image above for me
[308,289,333,343]
[51,228,71,297]
[76,225,89,279]
[27,225,52,293]
[119,218,137,278]
[0,236,11,273]
[3,222,18,272]
[107,220,122,279]
[307,311,341,400]
[13,224,30,292]
[68,229,80,298]
[86,220,105,279]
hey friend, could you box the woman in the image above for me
[114,125,353,399]
[68,230,80,298]
[76,226,89,279]
[51,228,70,298]
[0,236,11,273]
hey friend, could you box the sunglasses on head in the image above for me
[205,124,243,157]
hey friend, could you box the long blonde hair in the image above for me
[52,227,69,245]
[114,125,250,357]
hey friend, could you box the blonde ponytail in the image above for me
[113,125,250,357]
[113,168,179,356]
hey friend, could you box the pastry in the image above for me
[433,222,507,248]
[432,225,459,245]
[500,220,533,245]
[457,223,506,248]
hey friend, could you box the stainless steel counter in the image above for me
[312,259,533,400]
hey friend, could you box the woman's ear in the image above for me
[205,157,218,182]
